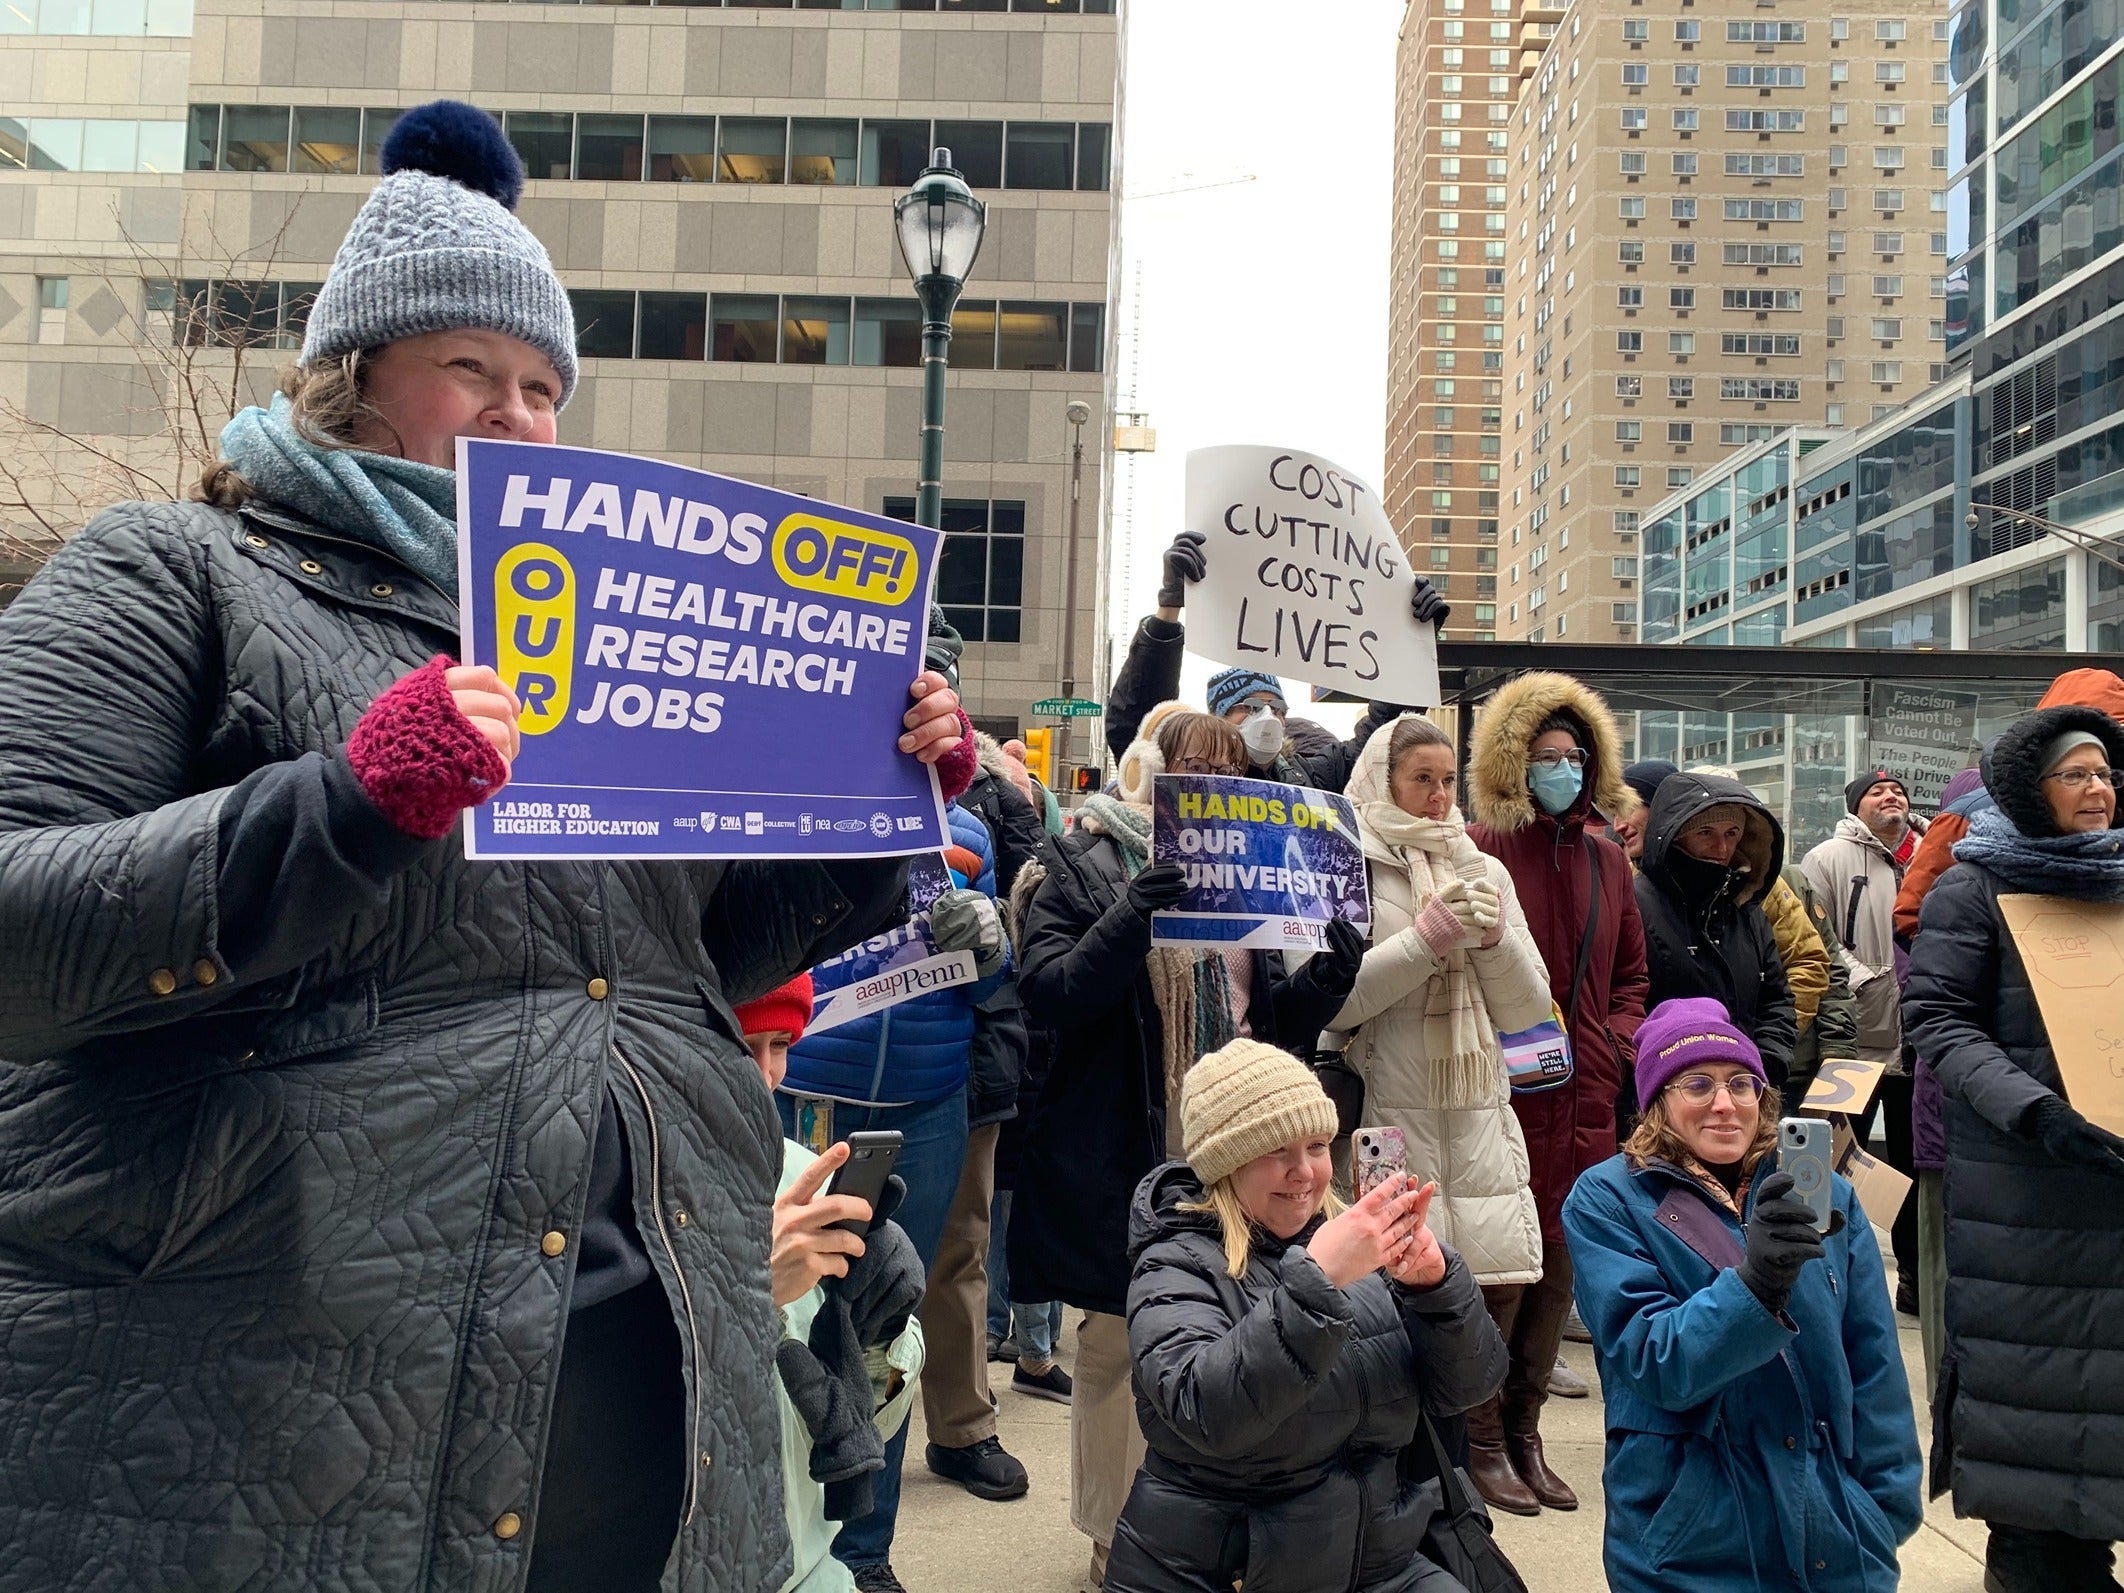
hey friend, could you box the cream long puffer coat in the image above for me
[1326,720,1555,1286]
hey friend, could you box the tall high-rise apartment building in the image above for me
[1497,0,1949,643]
[0,0,1121,748]
[1383,0,1530,643]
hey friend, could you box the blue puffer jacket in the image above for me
[783,803,1005,1105]
[1563,1151,1922,1593]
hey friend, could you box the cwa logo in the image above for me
[494,544,575,734]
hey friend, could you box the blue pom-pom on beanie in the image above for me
[380,100,524,212]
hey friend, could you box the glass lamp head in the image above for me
[894,147,987,288]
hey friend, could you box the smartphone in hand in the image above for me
[1778,1117,1835,1231]
[1352,1126,1408,1199]
[825,1130,903,1236]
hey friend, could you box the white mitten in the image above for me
[1463,878,1502,931]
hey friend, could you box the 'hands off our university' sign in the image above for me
[456,438,947,860]
[1150,773,1371,951]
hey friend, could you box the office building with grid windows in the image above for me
[0,0,1121,741]
[1496,0,1951,644]
[1382,0,1526,642]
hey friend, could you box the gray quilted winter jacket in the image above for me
[0,498,908,1592]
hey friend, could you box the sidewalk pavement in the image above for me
[895,1244,1987,1591]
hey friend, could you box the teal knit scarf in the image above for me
[218,394,462,596]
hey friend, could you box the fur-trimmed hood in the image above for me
[1984,704,2124,838]
[1468,671,1630,833]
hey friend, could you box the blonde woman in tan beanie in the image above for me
[1101,1039,1509,1593]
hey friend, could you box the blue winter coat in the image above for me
[782,803,1006,1105]
[1563,1152,1922,1593]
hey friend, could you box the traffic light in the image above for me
[1022,726,1054,788]
[1072,765,1098,794]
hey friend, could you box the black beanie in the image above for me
[1844,770,1905,813]
[1622,759,1678,809]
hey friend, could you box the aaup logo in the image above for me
[494,544,575,735]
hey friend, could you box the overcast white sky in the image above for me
[1103,0,1404,732]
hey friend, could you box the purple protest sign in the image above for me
[455,437,947,860]
[1150,772,1371,951]
[806,852,975,1033]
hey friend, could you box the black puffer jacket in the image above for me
[1633,772,1797,1085]
[0,500,907,1592]
[1008,820,1353,1316]
[1105,1163,1506,1593]
[1901,705,2124,1541]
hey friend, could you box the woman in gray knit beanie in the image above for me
[0,99,976,1593]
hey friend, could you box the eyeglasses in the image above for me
[1530,747,1589,769]
[1664,1073,1767,1105]
[1174,757,1246,777]
[2039,767,2124,792]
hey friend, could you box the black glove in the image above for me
[1410,577,1450,628]
[1127,861,1190,916]
[869,1171,908,1230]
[1734,1170,1826,1314]
[1158,531,1208,609]
[835,1216,925,1350]
[775,1292,886,1522]
[1309,917,1368,998]
[2028,1095,2124,1177]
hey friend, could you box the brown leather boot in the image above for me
[1466,1397,1541,1516]
[1506,1428,1579,1511]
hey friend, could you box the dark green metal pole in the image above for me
[914,277,959,531]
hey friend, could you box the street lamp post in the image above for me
[1057,398,1092,785]
[894,148,987,531]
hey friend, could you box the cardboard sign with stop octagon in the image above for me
[1998,895,2124,1136]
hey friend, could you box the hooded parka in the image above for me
[1104,1162,1507,1593]
[1901,705,2124,1542]
[1329,720,1554,1283]
[0,500,910,1593]
[1634,772,1798,1085]
[1465,673,1650,1239]
[1563,1152,1922,1592]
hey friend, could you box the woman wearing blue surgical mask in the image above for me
[1461,675,1651,1518]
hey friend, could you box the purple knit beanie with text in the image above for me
[1633,997,1766,1113]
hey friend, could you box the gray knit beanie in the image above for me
[301,100,578,407]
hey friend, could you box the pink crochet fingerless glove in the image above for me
[934,710,978,803]
[1413,896,1468,961]
[347,656,510,841]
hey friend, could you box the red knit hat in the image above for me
[733,972,814,1046]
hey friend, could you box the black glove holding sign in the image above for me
[1409,576,1451,628]
[1305,917,1369,1002]
[1158,531,1208,611]
[2028,1095,2124,1179]
[1127,862,1190,917]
